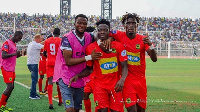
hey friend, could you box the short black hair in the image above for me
[96,19,110,28]
[14,31,23,36]
[86,26,95,32]
[53,28,60,35]
[75,14,88,22]
[121,13,140,25]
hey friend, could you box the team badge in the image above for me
[9,77,12,81]
[111,48,116,53]
[66,100,70,105]
[95,101,99,106]
[136,44,140,49]
[126,98,131,104]
[40,71,43,74]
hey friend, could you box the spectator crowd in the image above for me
[0,12,200,45]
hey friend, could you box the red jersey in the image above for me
[44,37,61,66]
[39,49,46,62]
[86,41,127,90]
[110,30,149,79]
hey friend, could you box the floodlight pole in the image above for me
[60,0,71,15]
[101,0,112,19]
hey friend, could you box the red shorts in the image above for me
[39,60,46,75]
[94,86,124,111]
[46,66,54,78]
[123,77,147,109]
[1,67,15,83]
[84,79,95,93]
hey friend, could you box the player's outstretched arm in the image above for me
[115,60,128,93]
[68,66,93,87]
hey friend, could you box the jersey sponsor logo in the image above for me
[127,52,141,65]
[99,57,118,74]
[76,52,85,56]
[121,50,127,56]
[65,100,71,105]
[111,30,117,34]
[136,44,140,49]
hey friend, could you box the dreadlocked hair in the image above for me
[121,12,140,25]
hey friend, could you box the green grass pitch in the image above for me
[0,57,200,112]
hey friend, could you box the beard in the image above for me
[128,32,134,35]
[76,29,84,35]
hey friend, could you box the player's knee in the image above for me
[40,75,44,79]
[7,84,14,91]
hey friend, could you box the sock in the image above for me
[44,79,48,91]
[57,85,62,103]
[0,94,8,107]
[84,99,91,112]
[38,78,43,92]
[47,85,53,105]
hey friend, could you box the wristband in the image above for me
[150,44,155,49]
[97,39,102,46]
[85,55,92,61]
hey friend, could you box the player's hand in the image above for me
[142,32,152,46]
[102,38,112,50]
[22,49,26,56]
[68,75,78,87]
[91,48,102,60]
[115,79,125,93]
[16,51,22,58]
[99,43,110,53]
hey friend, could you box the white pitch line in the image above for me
[147,76,197,77]
[0,74,58,102]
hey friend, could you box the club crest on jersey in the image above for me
[111,48,116,53]
[40,71,43,74]
[66,100,70,105]
[4,45,8,49]
[136,44,140,49]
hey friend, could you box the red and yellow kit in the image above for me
[86,41,127,111]
[110,30,150,109]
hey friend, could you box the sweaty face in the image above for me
[74,17,88,34]
[125,18,137,36]
[97,24,110,41]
